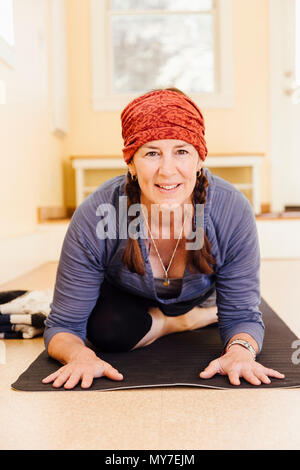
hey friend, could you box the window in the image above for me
[110,0,214,94]
[91,0,234,110]
[0,0,16,68]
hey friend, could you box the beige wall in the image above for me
[64,0,271,208]
[0,0,271,241]
[0,0,64,239]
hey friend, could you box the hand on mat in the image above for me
[42,350,124,389]
[199,347,285,386]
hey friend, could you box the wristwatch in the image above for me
[226,339,256,360]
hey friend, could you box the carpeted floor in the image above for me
[1,260,300,450]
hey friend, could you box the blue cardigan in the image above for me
[44,168,265,354]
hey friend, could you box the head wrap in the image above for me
[121,89,207,164]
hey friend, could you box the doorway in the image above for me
[270,0,300,212]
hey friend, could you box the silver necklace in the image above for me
[141,208,186,286]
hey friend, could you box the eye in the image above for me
[145,151,159,157]
[177,149,188,155]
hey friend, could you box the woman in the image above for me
[42,88,285,389]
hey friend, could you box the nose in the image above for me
[157,153,177,176]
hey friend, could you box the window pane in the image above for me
[110,0,213,11]
[0,0,14,46]
[111,14,214,94]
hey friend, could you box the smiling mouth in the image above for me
[155,183,182,191]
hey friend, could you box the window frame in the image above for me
[0,0,16,69]
[90,0,234,110]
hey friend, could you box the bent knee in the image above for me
[86,307,152,353]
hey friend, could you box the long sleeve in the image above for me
[215,195,265,354]
[43,206,106,353]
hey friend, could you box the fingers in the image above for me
[64,371,82,389]
[43,368,91,389]
[227,370,241,386]
[199,358,286,387]
[256,369,271,384]
[42,359,124,390]
[199,360,221,379]
[255,372,271,384]
[42,369,65,385]
[228,367,285,386]
[224,368,267,386]
[104,363,123,381]
[239,367,285,386]
[53,370,73,388]
[81,373,94,389]
[241,370,261,386]
[263,367,285,380]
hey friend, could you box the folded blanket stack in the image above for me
[0,289,53,339]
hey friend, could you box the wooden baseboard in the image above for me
[256,211,300,220]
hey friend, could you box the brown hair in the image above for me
[121,88,217,276]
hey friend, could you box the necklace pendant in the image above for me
[163,278,170,287]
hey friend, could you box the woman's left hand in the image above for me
[199,346,285,386]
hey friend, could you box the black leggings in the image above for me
[86,278,216,353]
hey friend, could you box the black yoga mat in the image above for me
[11,298,300,391]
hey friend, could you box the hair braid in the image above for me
[186,168,217,275]
[121,172,146,275]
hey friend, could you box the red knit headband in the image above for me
[121,90,208,164]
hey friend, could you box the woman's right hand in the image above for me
[42,348,124,389]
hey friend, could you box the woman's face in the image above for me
[128,139,203,209]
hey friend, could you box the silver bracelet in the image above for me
[227,339,256,360]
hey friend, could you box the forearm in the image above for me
[47,332,97,365]
[224,332,259,355]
